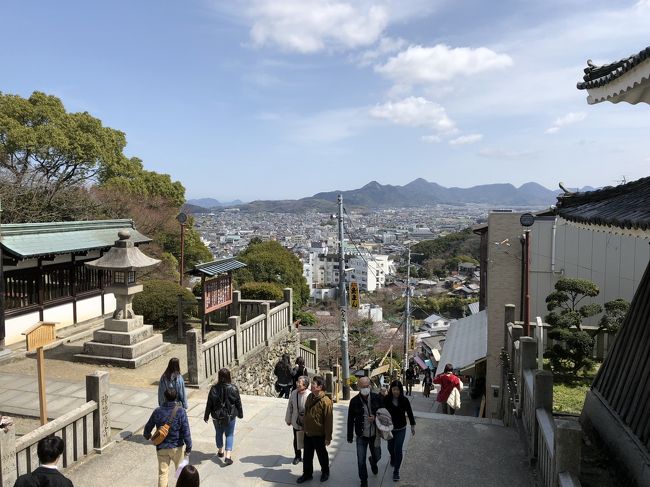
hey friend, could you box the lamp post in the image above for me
[403,243,422,379]
[337,194,351,400]
[177,213,187,287]
[0,200,6,354]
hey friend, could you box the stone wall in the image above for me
[229,331,301,396]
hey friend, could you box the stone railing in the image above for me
[298,339,319,375]
[0,372,111,487]
[186,288,295,386]
[500,305,583,487]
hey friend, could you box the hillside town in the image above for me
[1,2,650,487]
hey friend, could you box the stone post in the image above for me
[554,419,582,478]
[230,291,241,319]
[309,338,319,374]
[533,370,553,411]
[284,288,293,330]
[504,304,516,349]
[262,302,271,346]
[510,324,523,358]
[186,329,203,386]
[230,316,242,362]
[86,371,111,452]
[325,371,334,402]
[0,418,17,487]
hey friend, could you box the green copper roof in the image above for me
[0,219,151,259]
[187,258,246,277]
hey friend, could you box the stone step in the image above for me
[104,316,144,332]
[93,325,154,345]
[80,334,165,360]
[73,343,171,369]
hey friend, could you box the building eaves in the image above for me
[555,177,650,231]
[0,219,150,259]
[577,46,650,90]
[187,258,247,277]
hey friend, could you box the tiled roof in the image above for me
[577,46,650,90]
[555,177,650,231]
[0,219,151,259]
[187,258,246,277]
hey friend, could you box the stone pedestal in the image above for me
[74,314,169,368]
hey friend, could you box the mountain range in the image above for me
[186,179,593,213]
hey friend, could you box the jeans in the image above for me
[387,427,406,475]
[356,436,381,481]
[303,434,329,477]
[213,418,236,451]
[293,427,302,459]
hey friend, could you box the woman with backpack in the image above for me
[285,375,311,465]
[203,368,243,465]
[158,358,188,409]
[291,356,307,390]
[274,354,293,398]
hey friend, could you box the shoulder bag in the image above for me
[151,404,180,445]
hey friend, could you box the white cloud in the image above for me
[354,37,407,66]
[421,134,441,143]
[290,107,372,143]
[449,134,483,146]
[245,0,388,53]
[369,97,456,133]
[375,44,513,85]
[546,112,586,134]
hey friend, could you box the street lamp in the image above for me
[402,241,422,379]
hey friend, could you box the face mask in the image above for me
[360,387,370,396]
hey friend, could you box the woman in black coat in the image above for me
[204,367,243,465]
[383,380,416,482]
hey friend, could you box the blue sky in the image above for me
[3,0,649,201]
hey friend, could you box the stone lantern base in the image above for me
[74,315,170,368]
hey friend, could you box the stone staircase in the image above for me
[74,315,170,368]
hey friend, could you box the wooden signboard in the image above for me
[23,322,57,425]
[204,274,233,314]
[370,364,391,378]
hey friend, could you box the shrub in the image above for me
[239,281,284,301]
[133,279,196,328]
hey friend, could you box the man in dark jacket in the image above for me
[13,436,73,487]
[347,376,382,487]
[143,388,192,487]
[297,375,333,484]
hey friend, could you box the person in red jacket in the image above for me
[433,363,462,415]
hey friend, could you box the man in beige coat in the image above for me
[286,375,311,465]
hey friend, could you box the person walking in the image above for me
[274,353,293,398]
[347,376,382,487]
[404,365,415,396]
[158,357,188,409]
[13,436,74,487]
[203,367,244,465]
[292,356,307,390]
[433,363,462,415]
[383,380,416,482]
[175,465,200,487]
[285,375,311,465]
[297,376,333,484]
[143,388,192,487]
[422,369,433,398]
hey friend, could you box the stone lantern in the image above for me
[74,230,170,367]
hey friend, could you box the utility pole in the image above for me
[403,247,412,377]
[337,194,351,400]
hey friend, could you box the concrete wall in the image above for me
[485,212,523,419]
[529,217,650,324]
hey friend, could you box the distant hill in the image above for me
[237,179,560,212]
[186,198,244,209]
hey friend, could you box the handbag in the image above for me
[295,393,305,428]
[447,387,461,410]
[151,405,180,445]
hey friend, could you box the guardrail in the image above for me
[0,372,111,487]
[500,305,583,487]
[298,339,319,375]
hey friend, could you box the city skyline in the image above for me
[4,0,649,201]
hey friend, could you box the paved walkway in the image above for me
[0,372,157,438]
[1,374,535,487]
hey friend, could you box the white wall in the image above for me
[5,311,41,345]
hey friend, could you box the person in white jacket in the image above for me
[285,375,311,465]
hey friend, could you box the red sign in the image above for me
[204,274,233,314]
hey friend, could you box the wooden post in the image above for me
[37,347,47,425]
